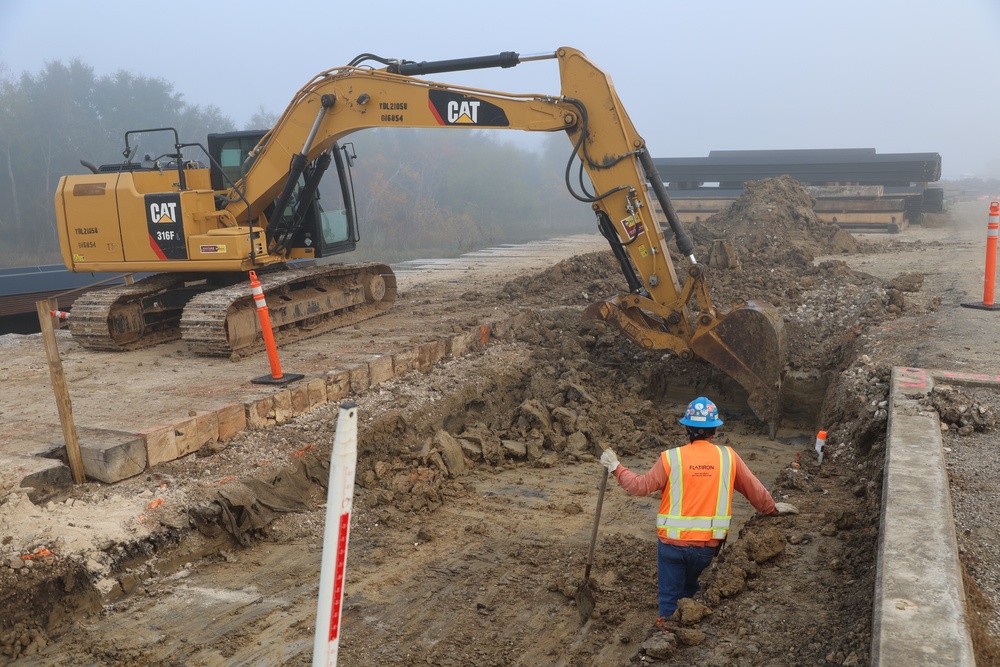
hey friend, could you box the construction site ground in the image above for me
[0,181,998,666]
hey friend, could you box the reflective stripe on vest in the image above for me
[657,443,735,540]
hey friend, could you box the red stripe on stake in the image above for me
[328,511,351,641]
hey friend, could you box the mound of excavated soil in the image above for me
[689,175,861,262]
[681,178,939,398]
[499,178,926,429]
[689,175,862,287]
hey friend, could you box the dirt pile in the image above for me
[502,177,927,399]
[922,384,998,434]
[498,250,625,308]
[686,178,941,391]
[689,175,861,264]
[500,178,913,423]
[348,310,684,520]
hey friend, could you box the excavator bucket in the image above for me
[689,301,785,433]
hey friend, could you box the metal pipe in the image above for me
[517,51,558,63]
[302,102,329,157]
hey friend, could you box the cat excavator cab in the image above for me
[53,47,784,426]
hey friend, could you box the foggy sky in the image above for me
[2,0,998,180]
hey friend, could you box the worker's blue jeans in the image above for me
[657,541,717,618]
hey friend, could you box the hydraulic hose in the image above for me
[596,210,643,293]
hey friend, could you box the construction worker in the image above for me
[599,396,797,622]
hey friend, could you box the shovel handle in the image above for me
[583,467,610,581]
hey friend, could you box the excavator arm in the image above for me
[224,47,784,426]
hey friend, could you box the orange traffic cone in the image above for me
[962,201,1000,311]
[249,271,304,386]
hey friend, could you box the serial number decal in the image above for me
[74,227,98,235]
[380,114,404,123]
[77,241,96,249]
[378,102,408,110]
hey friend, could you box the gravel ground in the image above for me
[937,385,1000,648]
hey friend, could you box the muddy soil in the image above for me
[1,181,998,665]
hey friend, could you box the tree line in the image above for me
[0,60,592,268]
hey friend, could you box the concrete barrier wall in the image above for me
[872,367,975,665]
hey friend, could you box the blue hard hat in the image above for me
[679,397,724,427]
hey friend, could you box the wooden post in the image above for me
[35,299,86,484]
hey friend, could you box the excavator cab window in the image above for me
[281,144,358,257]
[322,144,359,249]
[208,130,267,191]
[207,130,359,258]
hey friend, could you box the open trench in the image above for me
[0,297,880,667]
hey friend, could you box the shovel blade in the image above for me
[690,300,785,432]
[575,579,596,624]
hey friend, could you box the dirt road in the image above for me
[2,187,999,665]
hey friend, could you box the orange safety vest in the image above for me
[657,441,737,541]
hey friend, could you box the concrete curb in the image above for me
[872,367,980,666]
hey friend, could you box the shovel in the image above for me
[574,466,609,624]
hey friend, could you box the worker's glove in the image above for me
[774,502,799,515]
[600,448,620,473]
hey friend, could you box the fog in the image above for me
[3,0,999,180]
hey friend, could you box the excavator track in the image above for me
[67,273,211,351]
[179,263,397,357]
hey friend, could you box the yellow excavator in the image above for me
[53,47,784,425]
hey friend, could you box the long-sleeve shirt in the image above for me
[612,440,777,547]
